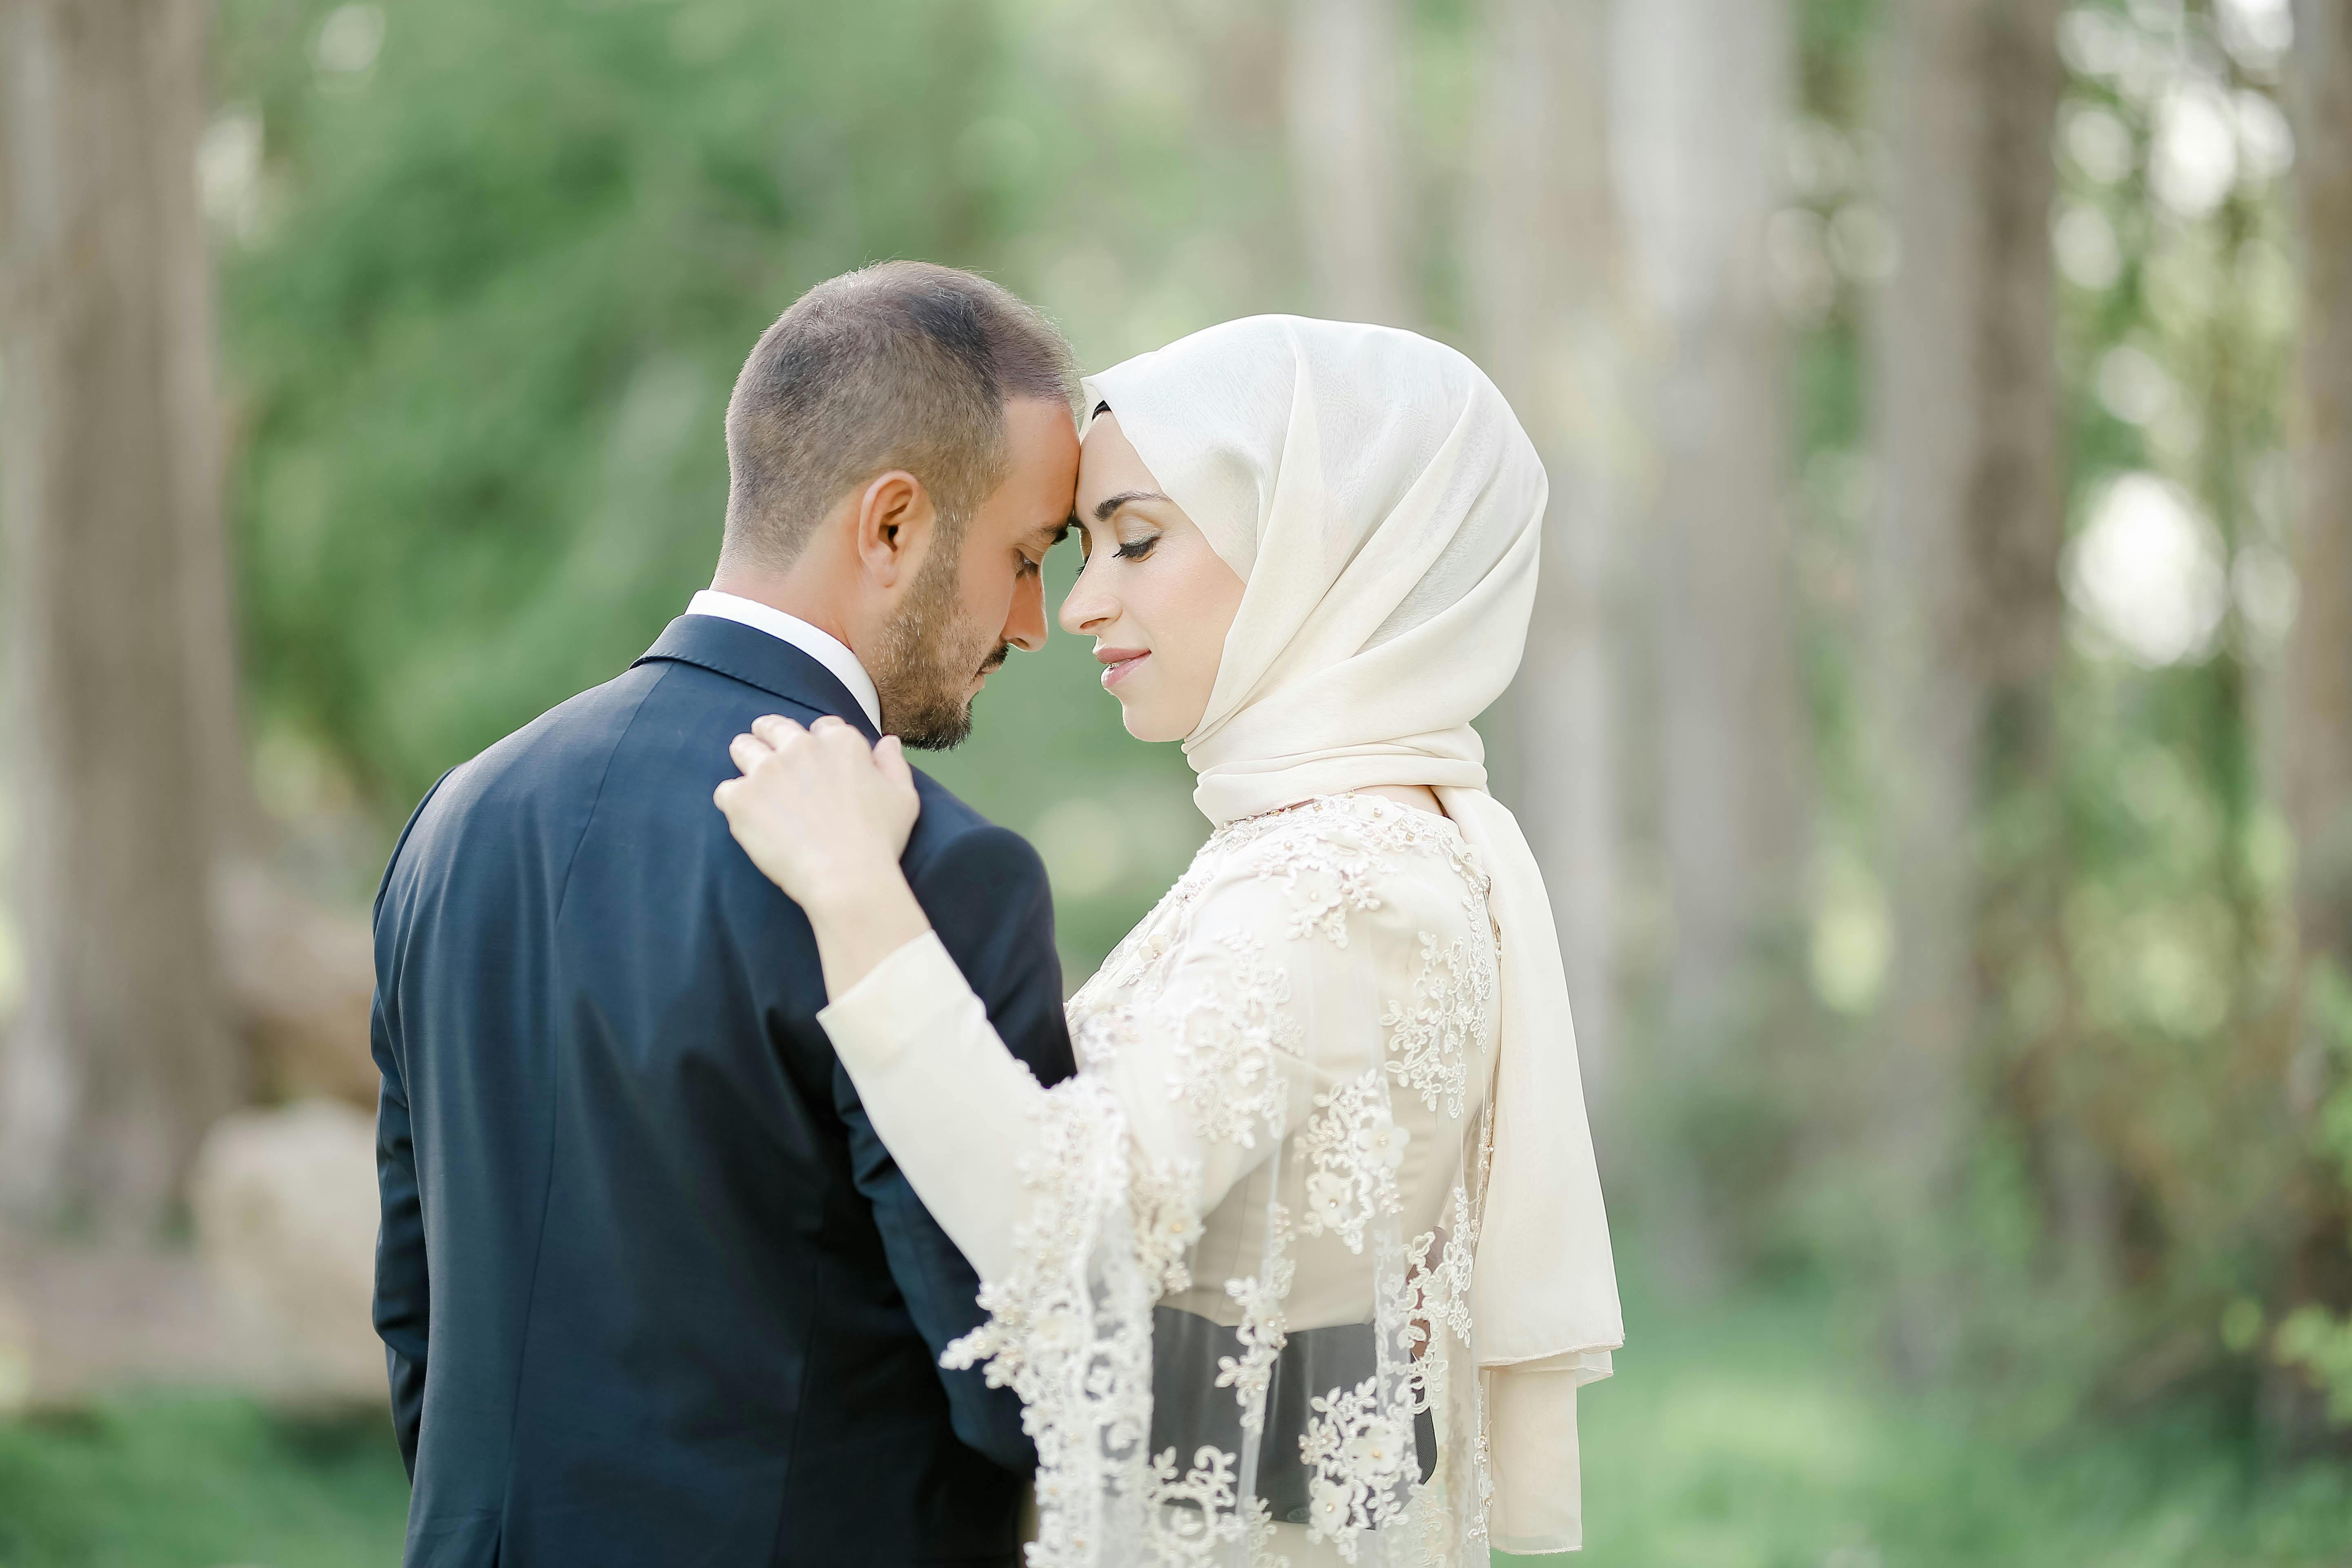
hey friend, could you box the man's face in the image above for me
[871,398,1080,748]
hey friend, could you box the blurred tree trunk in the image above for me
[1467,0,1626,1099]
[1613,0,1811,1285]
[1865,0,2067,1370]
[1285,0,1410,325]
[2279,0,2352,1445]
[2288,0,2352,989]
[0,0,242,1230]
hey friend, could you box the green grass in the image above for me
[2,1289,2345,1567]
[1527,1287,2352,1568]
[0,1398,408,1568]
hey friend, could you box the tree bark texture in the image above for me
[1865,0,2066,1366]
[1467,0,1626,1096]
[0,0,243,1229]
[1285,0,1410,325]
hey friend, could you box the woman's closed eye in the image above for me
[1114,532,1160,562]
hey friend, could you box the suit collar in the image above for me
[634,615,882,739]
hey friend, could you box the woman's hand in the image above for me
[715,715,931,995]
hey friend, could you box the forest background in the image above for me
[3,0,2352,1563]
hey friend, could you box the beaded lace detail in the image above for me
[952,795,1501,1567]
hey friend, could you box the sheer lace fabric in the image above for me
[820,794,1601,1567]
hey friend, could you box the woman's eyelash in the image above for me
[1114,534,1160,561]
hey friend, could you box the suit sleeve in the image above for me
[373,990,429,1480]
[370,773,447,1482]
[831,822,1070,1474]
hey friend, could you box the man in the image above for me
[371,261,1080,1567]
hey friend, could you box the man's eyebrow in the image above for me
[1030,515,1072,548]
[1094,489,1172,523]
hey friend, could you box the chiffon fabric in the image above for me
[816,316,1620,1565]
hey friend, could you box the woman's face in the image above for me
[1060,411,1245,743]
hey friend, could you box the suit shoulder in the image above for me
[436,664,666,803]
[905,771,1045,887]
[906,767,995,842]
[388,664,677,900]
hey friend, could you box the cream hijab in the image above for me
[1084,315,1622,1550]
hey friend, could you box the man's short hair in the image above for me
[721,261,1079,572]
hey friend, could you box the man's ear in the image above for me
[852,470,934,590]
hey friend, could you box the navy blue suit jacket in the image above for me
[371,614,1072,1567]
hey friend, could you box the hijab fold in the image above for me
[1084,316,1622,1546]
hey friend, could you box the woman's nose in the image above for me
[1059,559,1113,636]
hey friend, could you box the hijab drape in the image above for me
[1083,315,1623,1550]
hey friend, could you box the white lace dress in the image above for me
[819,793,1599,1566]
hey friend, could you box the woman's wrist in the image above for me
[797,852,916,920]
[805,865,931,999]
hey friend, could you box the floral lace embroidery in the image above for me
[1018,791,1506,1568]
[1229,831,1391,947]
[1216,796,1490,939]
[1214,1203,1293,1429]
[1134,1155,1206,1298]
[1142,1446,1247,1561]
[942,1077,1167,1568]
[1381,932,1492,1119]
[1420,1182,1478,1347]
[1166,931,1301,1149]
[1301,1374,1417,1559]
[1069,795,1490,1012]
[1245,1496,1291,1568]
[1297,1069,1408,1252]
[1073,1003,1136,1071]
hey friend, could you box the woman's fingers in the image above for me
[751,713,807,748]
[728,732,773,775]
[873,734,914,795]
[711,711,923,905]
[728,715,893,786]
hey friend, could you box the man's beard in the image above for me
[871,534,1008,751]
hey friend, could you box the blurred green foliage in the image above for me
[219,0,1011,798]
[212,0,1303,964]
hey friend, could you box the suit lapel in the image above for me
[633,615,881,740]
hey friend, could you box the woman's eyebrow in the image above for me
[1093,489,1173,523]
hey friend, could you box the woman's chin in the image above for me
[1116,697,1183,744]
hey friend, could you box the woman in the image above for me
[716,316,1621,1566]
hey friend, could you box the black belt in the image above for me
[1148,1305,1439,1524]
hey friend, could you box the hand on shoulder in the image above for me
[715,714,919,911]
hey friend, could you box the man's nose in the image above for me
[1004,566,1047,653]
[1059,561,1108,636]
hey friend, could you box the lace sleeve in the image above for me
[813,856,1348,1294]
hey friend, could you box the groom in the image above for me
[370,262,1081,1567]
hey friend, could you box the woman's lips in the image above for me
[1096,647,1149,689]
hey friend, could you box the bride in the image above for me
[715,316,1621,1566]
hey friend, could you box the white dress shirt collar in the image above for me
[686,590,882,732]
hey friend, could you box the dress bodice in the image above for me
[1065,794,1500,1337]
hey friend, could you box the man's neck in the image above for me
[708,568,860,658]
